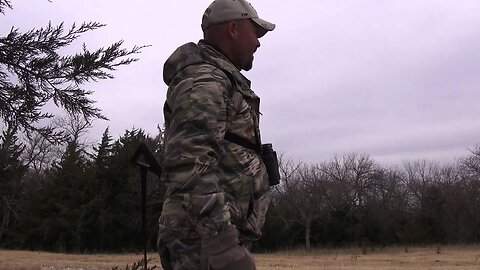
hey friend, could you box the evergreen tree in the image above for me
[90,127,113,251]
[0,126,27,246]
[1,0,146,250]
[101,127,164,251]
[13,117,98,251]
[107,128,149,250]
[0,0,146,141]
[25,135,94,251]
[95,127,113,172]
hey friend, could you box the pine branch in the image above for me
[0,0,12,14]
[0,18,148,142]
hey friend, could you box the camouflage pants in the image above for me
[157,190,272,270]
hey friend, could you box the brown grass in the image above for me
[1,245,480,270]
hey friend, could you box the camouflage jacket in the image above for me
[160,41,269,240]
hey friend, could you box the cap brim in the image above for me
[252,17,275,38]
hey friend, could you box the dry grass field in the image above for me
[1,245,480,270]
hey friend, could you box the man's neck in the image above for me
[199,39,241,71]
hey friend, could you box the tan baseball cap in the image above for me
[201,0,275,37]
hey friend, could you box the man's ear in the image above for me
[226,20,238,39]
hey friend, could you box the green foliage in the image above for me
[1,125,164,252]
[0,1,146,141]
[1,117,480,253]
[2,127,480,252]
[0,129,27,245]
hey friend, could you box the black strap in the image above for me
[219,68,262,154]
[224,132,261,154]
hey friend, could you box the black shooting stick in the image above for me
[131,143,162,269]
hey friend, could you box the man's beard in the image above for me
[243,56,254,71]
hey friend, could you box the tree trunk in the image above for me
[0,200,11,242]
[305,217,311,250]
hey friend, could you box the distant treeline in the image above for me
[1,116,480,253]
[260,147,480,251]
[0,116,165,253]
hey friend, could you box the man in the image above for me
[158,0,275,269]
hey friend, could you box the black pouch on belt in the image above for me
[261,143,280,186]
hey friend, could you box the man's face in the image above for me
[232,19,261,71]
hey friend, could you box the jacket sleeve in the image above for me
[162,64,232,239]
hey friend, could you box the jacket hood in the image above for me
[163,42,206,85]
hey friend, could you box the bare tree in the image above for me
[457,145,480,241]
[274,156,329,250]
[317,153,390,246]
[398,160,452,242]
[461,145,480,177]
[319,153,380,212]
[22,132,60,175]
[399,160,444,216]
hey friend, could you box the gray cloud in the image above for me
[3,0,480,165]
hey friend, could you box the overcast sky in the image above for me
[3,0,480,165]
